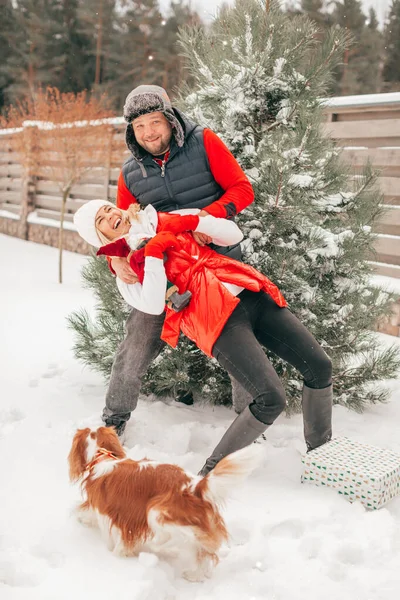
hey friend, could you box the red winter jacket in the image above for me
[156,216,287,357]
[98,212,287,357]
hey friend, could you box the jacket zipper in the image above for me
[153,151,175,203]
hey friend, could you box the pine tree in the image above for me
[75,0,118,92]
[102,0,165,109]
[299,0,333,27]
[69,0,400,412]
[0,0,17,110]
[330,0,383,95]
[50,0,95,94]
[157,0,202,93]
[383,0,400,89]
[0,0,61,102]
[104,0,201,110]
[358,7,384,93]
[368,6,379,31]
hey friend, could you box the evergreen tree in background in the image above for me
[106,0,201,109]
[0,1,397,110]
[330,0,383,95]
[74,0,117,92]
[51,0,96,94]
[297,0,384,95]
[368,6,379,31]
[0,0,201,112]
[158,0,202,92]
[361,7,384,93]
[106,0,166,109]
[0,0,60,102]
[298,0,332,27]
[69,0,400,413]
[383,0,400,90]
[0,0,17,108]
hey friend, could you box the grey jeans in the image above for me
[102,307,250,423]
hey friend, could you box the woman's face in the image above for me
[95,205,130,241]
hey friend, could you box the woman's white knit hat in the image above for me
[73,199,115,247]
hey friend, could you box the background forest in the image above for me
[1,0,400,115]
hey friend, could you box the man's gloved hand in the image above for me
[144,231,180,259]
[158,214,200,235]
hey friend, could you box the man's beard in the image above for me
[142,136,171,156]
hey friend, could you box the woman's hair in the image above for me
[95,203,142,244]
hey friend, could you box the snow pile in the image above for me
[1,234,400,600]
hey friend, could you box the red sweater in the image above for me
[116,129,254,218]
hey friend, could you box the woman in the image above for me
[74,200,333,476]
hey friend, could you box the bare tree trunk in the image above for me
[95,0,104,86]
[58,188,69,284]
[18,125,37,239]
[28,42,36,100]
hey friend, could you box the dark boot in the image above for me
[198,406,268,476]
[103,413,130,441]
[302,383,332,452]
[175,390,194,405]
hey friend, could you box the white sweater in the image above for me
[116,208,244,315]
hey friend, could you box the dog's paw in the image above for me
[71,505,98,528]
[182,568,206,582]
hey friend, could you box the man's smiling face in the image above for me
[131,111,173,156]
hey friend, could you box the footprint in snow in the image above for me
[0,409,25,438]
[0,549,47,588]
[30,544,65,568]
[0,543,64,588]
[41,364,64,379]
[267,518,305,539]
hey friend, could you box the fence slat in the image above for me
[0,177,22,191]
[378,176,400,199]
[36,208,74,223]
[35,194,86,212]
[0,202,21,215]
[374,234,400,266]
[324,119,400,139]
[0,163,23,177]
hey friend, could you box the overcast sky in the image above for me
[159,1,391,27]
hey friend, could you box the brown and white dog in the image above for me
[68,426,263,581]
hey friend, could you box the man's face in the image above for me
[131,111,172,156]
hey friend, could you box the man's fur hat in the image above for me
[123,85,184,159]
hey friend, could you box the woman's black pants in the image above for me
[212,290,332,426]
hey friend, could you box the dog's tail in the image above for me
[196,444,265,507]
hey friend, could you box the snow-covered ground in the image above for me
[1,233,400,600]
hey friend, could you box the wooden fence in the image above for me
[0,118,129,252]
[1,93,400,270]
[323,92,400,280]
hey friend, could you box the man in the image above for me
[103,84,254,437]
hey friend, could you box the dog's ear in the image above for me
[96,427,126,459]
[68,428,91,482]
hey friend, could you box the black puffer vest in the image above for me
[122,110,223,212]
[122,109,241,258]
